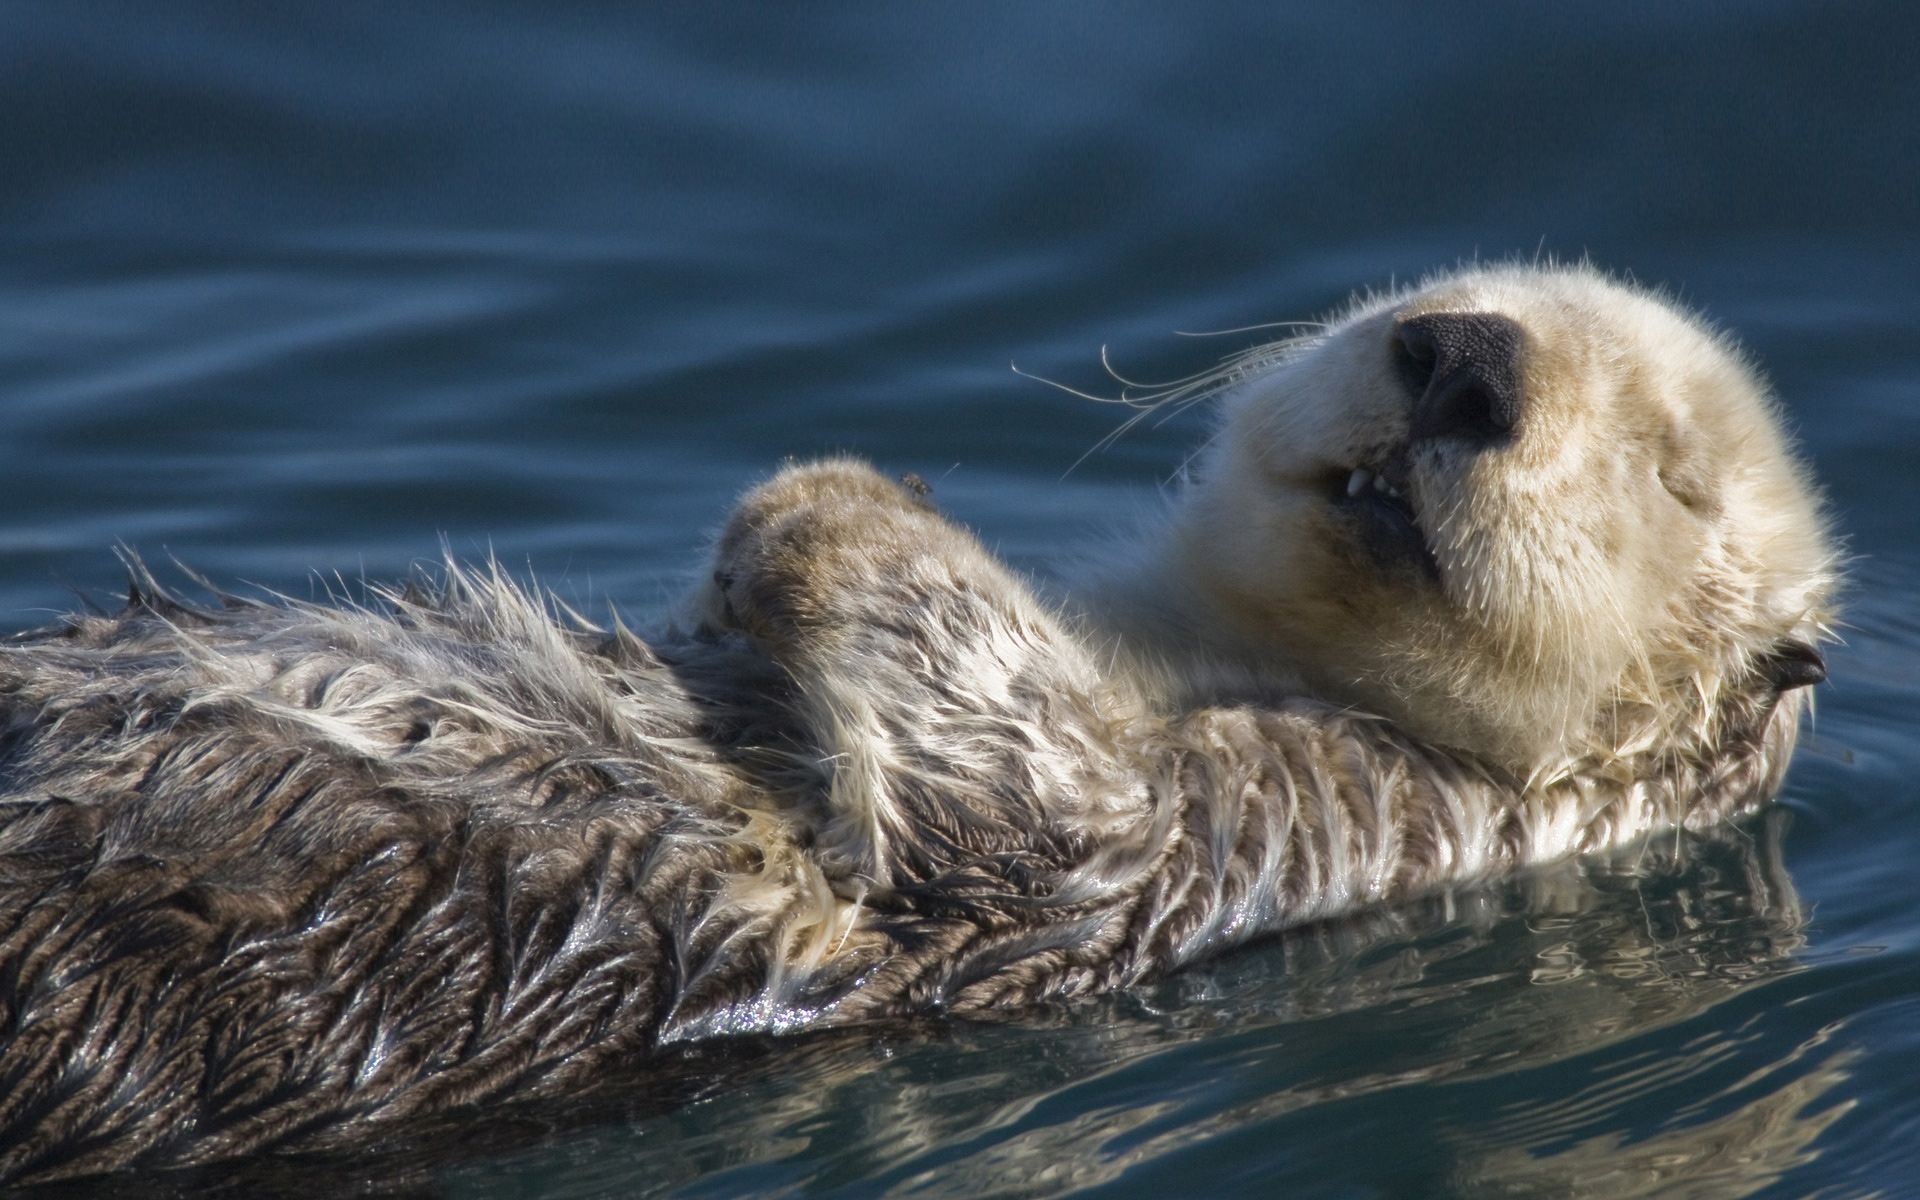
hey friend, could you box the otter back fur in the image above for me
[0,265,1834,1184]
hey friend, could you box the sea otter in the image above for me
[0,264,1834,1183]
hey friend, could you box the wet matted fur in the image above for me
[0,264,1835,1183]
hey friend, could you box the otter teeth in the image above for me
[1344,467,1406,503]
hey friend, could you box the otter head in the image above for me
[1173,264,1836,776]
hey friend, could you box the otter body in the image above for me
[0,265,1834,1183]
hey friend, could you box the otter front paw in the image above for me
[700,457,937,652]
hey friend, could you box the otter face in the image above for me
[1179,265,1833,773]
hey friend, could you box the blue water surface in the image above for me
[3,4,1917,1196]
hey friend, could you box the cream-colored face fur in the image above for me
[1174,265,1833,773]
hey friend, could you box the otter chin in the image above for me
[0,264,1835,1184]
[1092,264,1835,778]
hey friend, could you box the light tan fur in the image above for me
[1085,263,1834,778]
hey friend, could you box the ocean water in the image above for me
[3,4,1917,1196]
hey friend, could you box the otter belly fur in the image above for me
[0,264,1835,1183]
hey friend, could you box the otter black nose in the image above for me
[1393,312,1526,446]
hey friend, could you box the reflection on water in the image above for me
[1457,1047,1859,1199]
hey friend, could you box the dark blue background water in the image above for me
[4,4,1917,1196]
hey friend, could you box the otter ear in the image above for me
[1761,638,1827,692]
